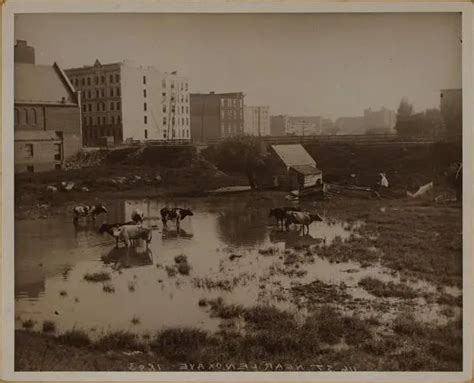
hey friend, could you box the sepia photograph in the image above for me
[2,1,472,380]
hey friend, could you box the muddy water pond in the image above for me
[15,197,460,337]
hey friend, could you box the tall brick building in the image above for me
[14,40,82,173]
[190,92,244,142]
[66,61,190,146]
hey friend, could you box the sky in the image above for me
[15,13,462,120]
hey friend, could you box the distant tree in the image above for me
[206,135,267,189]
[395,99,414,136]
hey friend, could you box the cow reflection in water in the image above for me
[269,227,324,249]
[161,227,194,240]
[101,247,153,271]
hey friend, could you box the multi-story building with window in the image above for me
[243,106,270,136]
[14,40,82,173]
[65,60,190,146]
[190,92,244,142]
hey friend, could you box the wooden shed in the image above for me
[256,144,323,191]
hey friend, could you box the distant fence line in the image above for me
[82,133,462,151]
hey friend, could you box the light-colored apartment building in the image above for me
[243,106,270,136]
[66,60,190,146]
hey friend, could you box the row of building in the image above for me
[14,39,462,173]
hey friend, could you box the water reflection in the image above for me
[162,227,194,240]
[101,247,154,270]
[215,209,267,248]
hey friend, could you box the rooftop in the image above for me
[271,144,316,168]
[15,130,61,142]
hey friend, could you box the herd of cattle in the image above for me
[72,204,323,248]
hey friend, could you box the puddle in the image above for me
[15,197,458,337]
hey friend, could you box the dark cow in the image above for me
[99,221,135,247]
[269,207,302,226]
[73,204,107,225]
[160,207,193,229]
[131,209,145,224]
[285,211,323,234]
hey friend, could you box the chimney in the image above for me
[14,40,35,64]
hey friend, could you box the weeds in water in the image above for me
[42,320,56,333]
[128,281,136,292]
[174,254,191,275]
[102,283,115,293]
[58,329,91,347]
[22,319,35,329]
[358,277,418,299]
[258,247,278,256]
[151,328,211,361]
[165,266,178,277]
[198,298,208,307]
[59,290,67,297]
[131,316,141,325]
[84,271,111,282]
[208,298,244,319]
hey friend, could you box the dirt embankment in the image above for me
[15,146,246,219]
[304,141,461,189]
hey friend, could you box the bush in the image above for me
[84,271,111,282]
[42,320,56,333]
[58,329,91,347]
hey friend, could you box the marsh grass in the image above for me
[102,283,115,293]
[22,319,35,330]
[131,316,140,325]
[95,331,143,351]
[42,320,56,333]
[58,329,91,347]
[174,254,191,275]
[59,290,68,297]
[358,277,418,299]
[84,271,111,283]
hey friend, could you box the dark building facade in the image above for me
[14,40,82,173]
[270,115,288,136]
[190,92,244,142]
[14,40,35,64]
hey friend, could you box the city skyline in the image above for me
[15,12,461,120]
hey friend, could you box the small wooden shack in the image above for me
[257,144,323,191]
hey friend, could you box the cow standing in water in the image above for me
[285,211,323,234]
[131,209,145,224]
[269,207,302,227]
[73,204,107,225]
[160,208,193,229]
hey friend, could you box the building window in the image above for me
[115,74,119,82]
[81,78,85,86]
[24,108,29,124]
[116,102,120,110]
[101,76,105,84]
[27,165,34,173]
[87,77,91,86]
[83,117,88,126]
[97,116,101,125]
[143,75,146,85]
[162,92,166,98]
[163,131,167,138]
[14,108,19,124]
[96,89,99,98]
[54,143,62,161]
[172,117,175,126]
[101,89,105,97]
[186,118,189,125]
[163,117,167,125]
[88,90,92,99]
[143,89,147,98]
[171,82,175,89]
[144,129,148,139]
[25,144,34,157]
[144,116,147,124]
[110,88,114,97]
[185,83,188,91]
[109,74,113,83]
[163,105,166,113]
[144,102,147,111]
[162,79,166,88]
[117,87,121,96]
[102,116,106,125]
[181,106,184,113]
[111,116,115,124]
[118,116,121,124]
[111,102,115,111]
[186,106,189,113]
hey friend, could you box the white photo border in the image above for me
[2,1,472,381]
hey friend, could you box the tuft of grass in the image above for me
[128,281,136,292]
[174,254,191,275]
[22,319,35,329]
[42,320,56,333]
[95,330,142,351]
[151,328,211,361]
[198,298,208,307]
[208,298,244,319]
[102,283,115,293]
[58,329,91,347]
[165,266,178,277]
[393,313,426,336]
[84,271,111,283]
[131,316,140,325]
[59,290,67,297]
[358,277,418,299]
